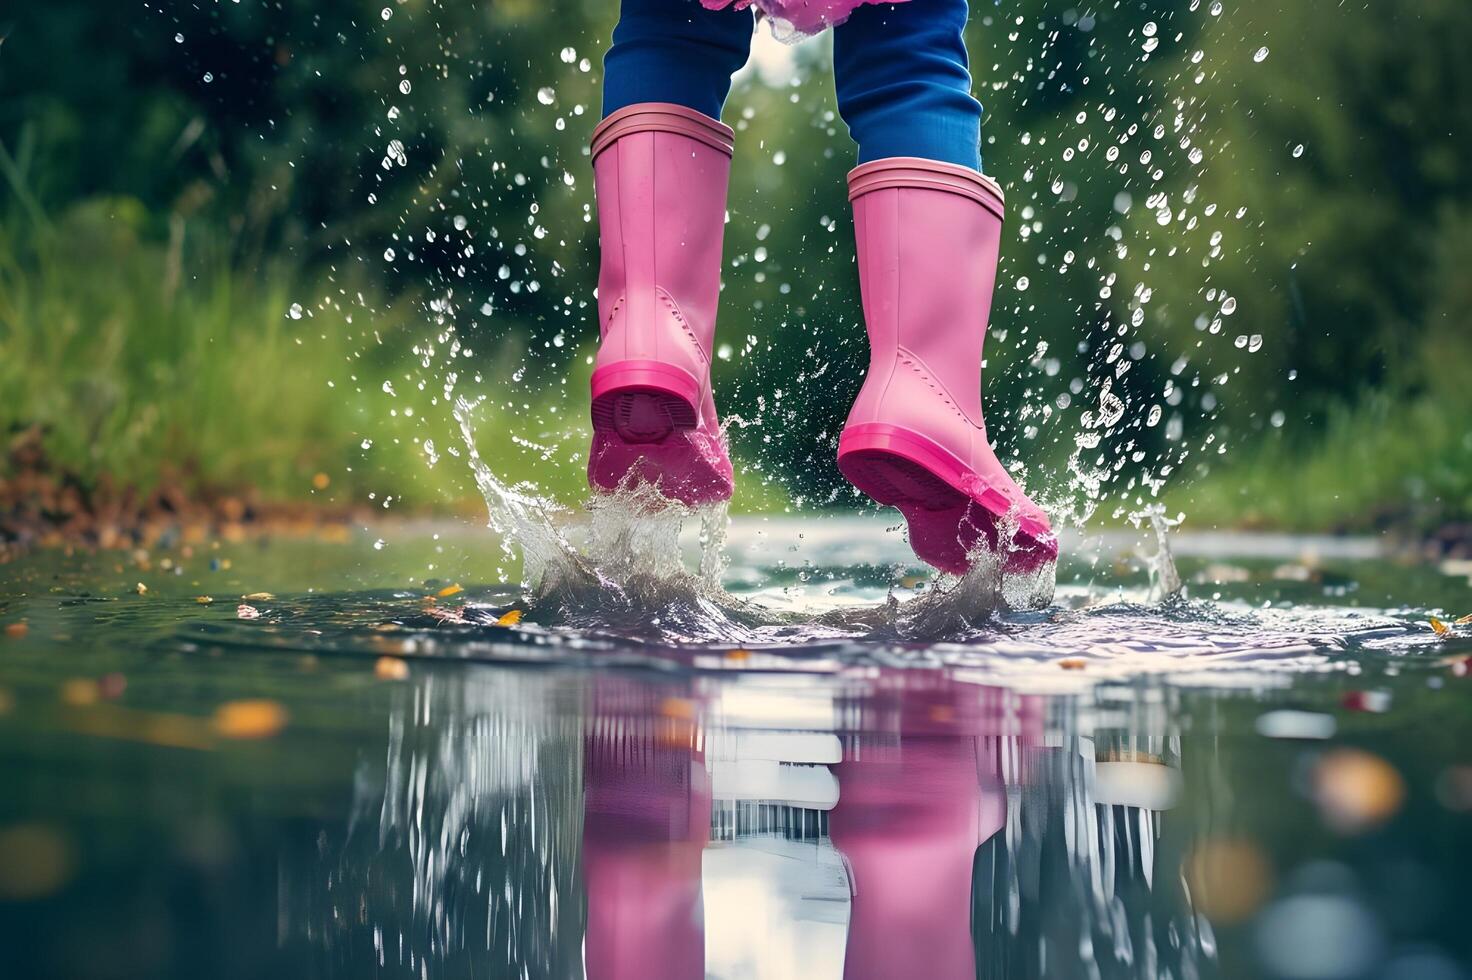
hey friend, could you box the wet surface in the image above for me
[1,517,1471,978]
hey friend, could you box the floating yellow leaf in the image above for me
[4,622,27,638]
[311,472,331,490]
[496,609,524,627]
[436,583,464,598]
[725,649,751,662]
[212,699,288,739]
[1430,617,1451,636]
[195,596,214,605]
[1059,657,1088,670]
[135,582,148,595]
[1457,613,1472,625]
[242,592,274,601]
[374,656,410,680]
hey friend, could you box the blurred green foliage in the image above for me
[0,0,1468,531]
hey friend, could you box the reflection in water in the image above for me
[583,677,709,977]
[286,669,1219,978]
[283,673,586,976]
[977,710,1201,979]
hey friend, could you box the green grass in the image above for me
[1,193,1462,537]
[0,197,785,517]
[1171,388,1472,536]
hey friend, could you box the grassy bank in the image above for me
[2,198,1468,542]
[1173,390,1472,541]
[0,199,793,525]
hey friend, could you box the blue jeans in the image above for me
[602,0,983,171]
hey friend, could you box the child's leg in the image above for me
[587,0,749,505]
[831,0,982,170]
[603,0,755,121]
[831,0,1057,572]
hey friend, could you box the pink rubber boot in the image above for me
[837,158,1057,573]
[587,103,735,506]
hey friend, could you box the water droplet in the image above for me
[174,33,184,43]
[1248,334,1264,352]
[1016,276,1030,291]
[383,247,396,261]
[560,47,577,64]
[1253,46,1270,63]
[453,215,467,231]
[287,303,303,320]
[380,6,392,20]
[537,87,556,105]
[1221,296,1238,315]
[1292,144,1305,158]
[202,72,214,83]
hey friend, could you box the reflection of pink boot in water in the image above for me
[837,159,1057,573]
[831,735,1005,979]
[587,104,735,506]
[831,676,1035,979]
[582,696,710,979]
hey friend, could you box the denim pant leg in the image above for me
[832,0,983,170]
[602,0,755,121]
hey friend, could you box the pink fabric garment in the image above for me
[698,0,909,37]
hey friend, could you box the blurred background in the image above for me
[2,0,1469,548]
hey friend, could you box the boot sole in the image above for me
[838,423,1056,574]
[589,361,732,505]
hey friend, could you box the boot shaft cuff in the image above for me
[591,103,736,162]
[847,158,1005,221]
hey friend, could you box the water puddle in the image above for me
[2,415,1469,979]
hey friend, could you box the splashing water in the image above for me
[1131,503,1184,600]
[455,397,1056,644]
